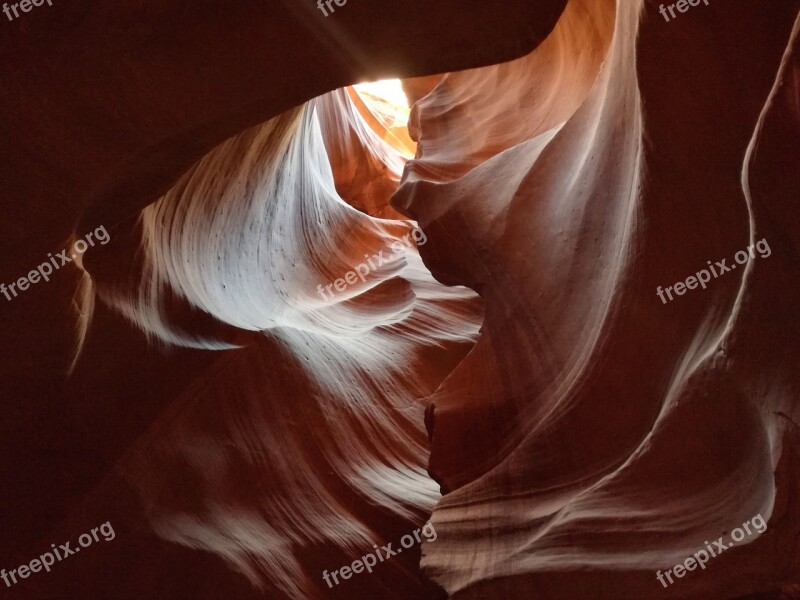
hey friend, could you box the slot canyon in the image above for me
[1,0,799,598]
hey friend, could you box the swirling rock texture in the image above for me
[1,1,799,599]
[398,1,800,599]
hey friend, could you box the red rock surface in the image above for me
[2,0,800,599]
[394,1,800,598]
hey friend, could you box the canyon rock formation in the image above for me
[1,1,799,599]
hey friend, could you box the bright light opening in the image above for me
[351,79,416,158]
[353,79,411,125]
